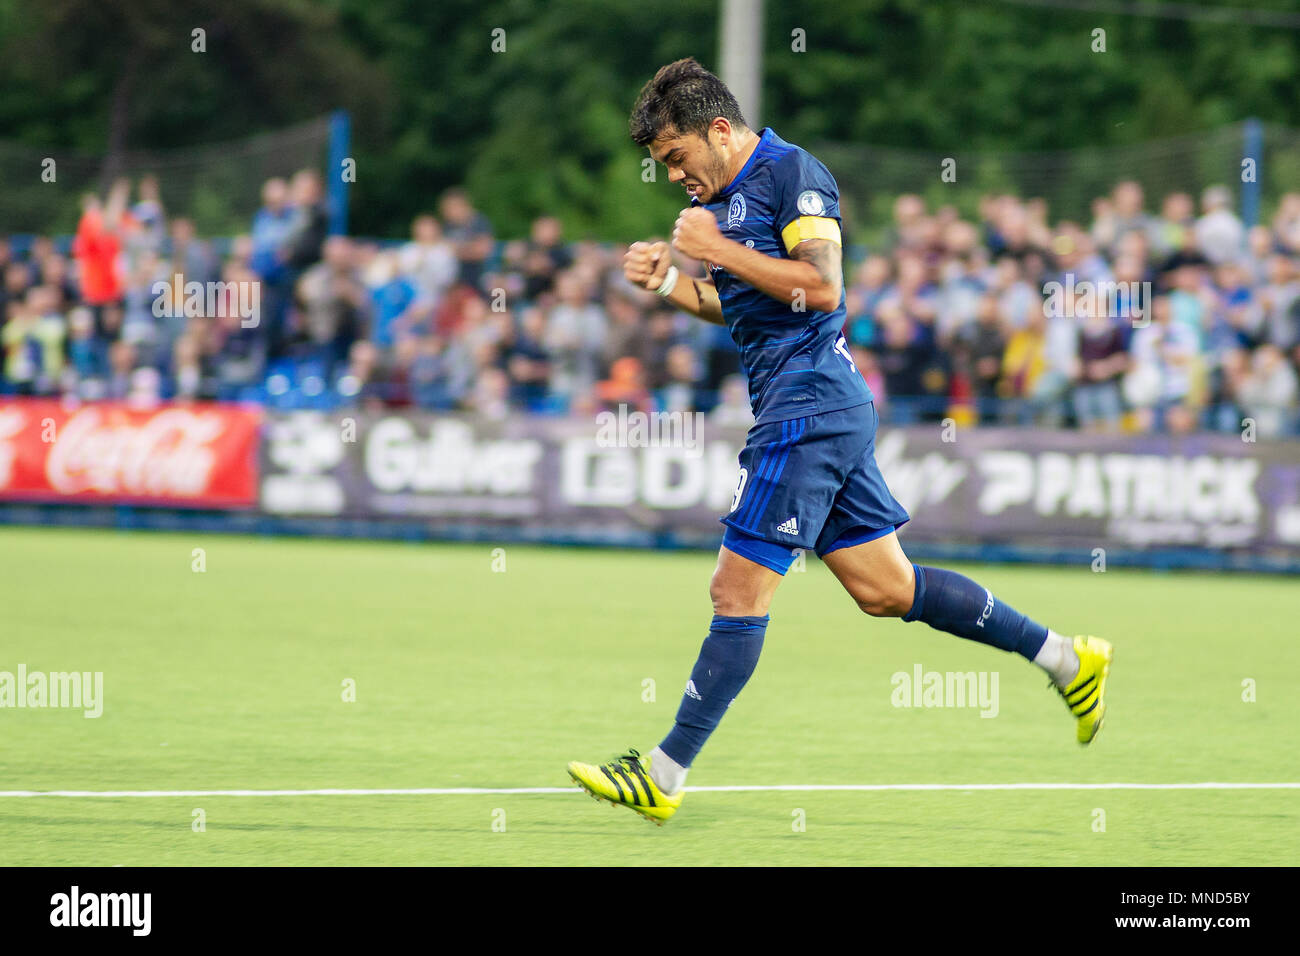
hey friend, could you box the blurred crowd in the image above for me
[3,174,1299,436]
[850,184,1300,437]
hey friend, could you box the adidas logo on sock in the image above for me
[776,516,799,535]
[684,680,703,701]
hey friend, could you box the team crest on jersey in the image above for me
[796,190,824,216]
[727,193,747,229]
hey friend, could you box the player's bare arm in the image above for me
[673,270,724,325]
[622,239,725,324]
[787,238,844,310]
[670,206,841,312]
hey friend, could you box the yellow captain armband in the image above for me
[780,216,842,254]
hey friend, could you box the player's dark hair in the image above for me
[629,57,749,146]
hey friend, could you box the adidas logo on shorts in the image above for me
[776,516,799,535]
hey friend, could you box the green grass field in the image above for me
[1,526,1297,866]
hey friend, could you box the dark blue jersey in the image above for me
[697,128,872,425]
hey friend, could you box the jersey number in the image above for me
[834,334,857,374]
[730,467,748,513]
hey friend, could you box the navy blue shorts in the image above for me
[720,401,910,574]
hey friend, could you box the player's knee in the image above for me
[853,589,909,617]
[709,574,772,618]
[851,569,915,618]
[710,589,771,618]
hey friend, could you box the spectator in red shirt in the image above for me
[72,194,123,307]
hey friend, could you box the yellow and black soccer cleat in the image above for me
[567,748,683,825]
[1053,635,1113,744]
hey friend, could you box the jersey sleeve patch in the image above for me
[772,149,842,254]
[780,215,842,253]
[796,190,825,216]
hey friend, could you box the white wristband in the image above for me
[654,264,680,298]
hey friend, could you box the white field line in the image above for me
[0,782,1297,798]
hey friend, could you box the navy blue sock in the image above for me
[659,614,768,768]
[902,565,1048,659]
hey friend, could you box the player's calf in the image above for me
[823,536,1108,742]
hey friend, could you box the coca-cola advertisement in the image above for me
[0,399,261,508]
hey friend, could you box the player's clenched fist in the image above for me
[623,240,672,292]
[671,207,723,262]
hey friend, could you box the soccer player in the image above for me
[567,59,1112,824]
